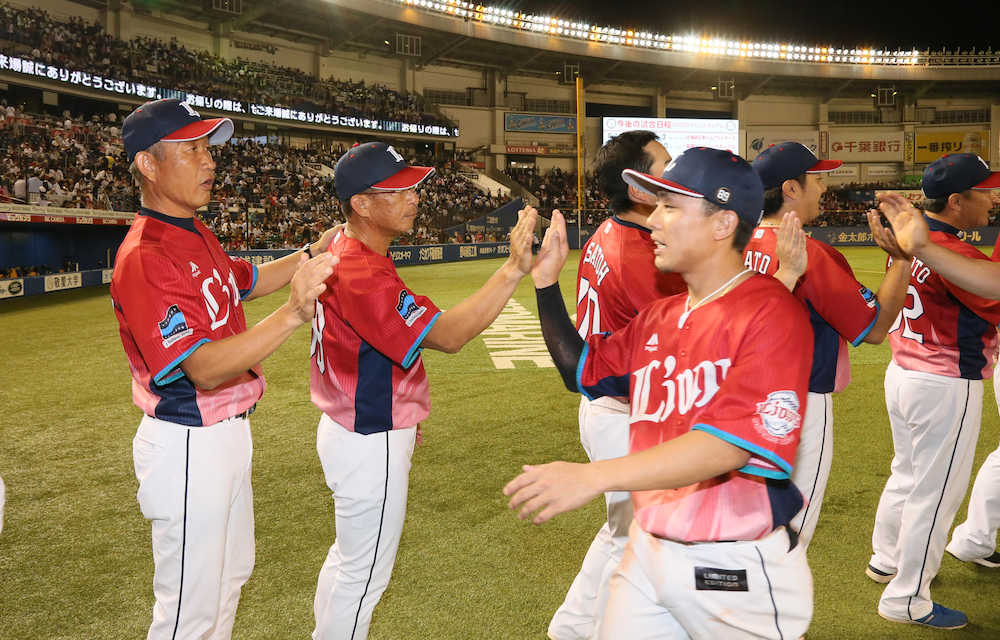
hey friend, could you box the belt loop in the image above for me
[784,524,799,552]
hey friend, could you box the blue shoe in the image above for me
[879,603,968,629]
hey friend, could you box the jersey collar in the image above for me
[925,213,960,236]
[139,207,197,233]
[611,215,651,232]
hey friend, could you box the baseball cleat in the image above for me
[947,548,1000,568]
[878,603,968,630]
[865,564,896,583]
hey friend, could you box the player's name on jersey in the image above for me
[481,299,554,369]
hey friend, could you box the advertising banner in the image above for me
[504,113,576,134]
[602,117,739,157]
[0,50,458,137]
[0,278,24,299]
[829,131,904,162]
[809,226,996,246]
[828,164,860,180]
[44,272,82,292]
[745,131,819,160]
[915,131,990,162]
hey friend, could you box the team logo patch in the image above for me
[859,286,876,308]
[644,333,660,352]
[158,304,193,348]
[754,390,802,441]
[715,187,731,203]
[396,289,426,327]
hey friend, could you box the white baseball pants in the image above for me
[870,361,982,620]
[597,522,812,640]
[548,396,632,640]
[313,414,416,640]
[946,372,1000,561]
[789,392,833,550]
[133,414,255,640]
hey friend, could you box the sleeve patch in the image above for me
[396,290,427,327]
[753,391,802,443]
[159,304,193,348]
[859,286,876,307]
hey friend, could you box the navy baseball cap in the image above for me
[622,147,765,226]
[752,142,842,189]
[334,142,434,201]
[122,98,233,162]
[922,153,1000,198]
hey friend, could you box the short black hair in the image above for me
[761,174,807,217]
[922,193,959,214]
[702,200,755,251]
[594,130,660,215]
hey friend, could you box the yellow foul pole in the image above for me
[575,75,584,248]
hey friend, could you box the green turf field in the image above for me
[2,246,999,639]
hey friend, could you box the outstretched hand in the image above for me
[507,206,539,276]
[868,209,909,260]
[876,192,927,257]
[503,461,601,525]
[288,252,338,324]
[775,211,807,281]
[531,208,569,288]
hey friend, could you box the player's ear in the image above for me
[349,194,371,220]
[627,184,656,206]
[135,149,163,185]
[713,210,739,241]
[781,178,801,201]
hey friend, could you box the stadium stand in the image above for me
[0,4,455,130]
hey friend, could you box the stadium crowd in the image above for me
[0,4,454,130]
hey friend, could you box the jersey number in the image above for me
[577,277,601,339]
[310,299,326,373]
[888,285,925,343]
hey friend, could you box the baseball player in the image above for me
[867,153,1000,629]
[743,142,911,549]
[506,147,815,639]
[945,225,1000,569]
[548,130,684,640]
[309,141,537,640]
[111,98,337,639]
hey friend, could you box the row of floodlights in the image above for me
[398,0,920,65]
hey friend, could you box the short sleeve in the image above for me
[334,257,442,368]
[691,296,812,480]
[228,256,257,300]
[798,242,879,346]
[577,317,640,400]
[937,235,1000,325]
[116,250,214,385]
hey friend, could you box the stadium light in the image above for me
[395,0,942,67]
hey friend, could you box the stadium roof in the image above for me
[118,0,1000,100]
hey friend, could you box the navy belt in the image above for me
[233,403,256,421]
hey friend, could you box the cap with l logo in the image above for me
[334,142,435,201]
[122,98,233,162]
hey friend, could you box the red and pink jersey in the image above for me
[575,216,687,338]
[110,208,264,427]
[310,233,442,433]
[744,228,879,393]
[888,217,1000,379]
[577,275,813,542]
